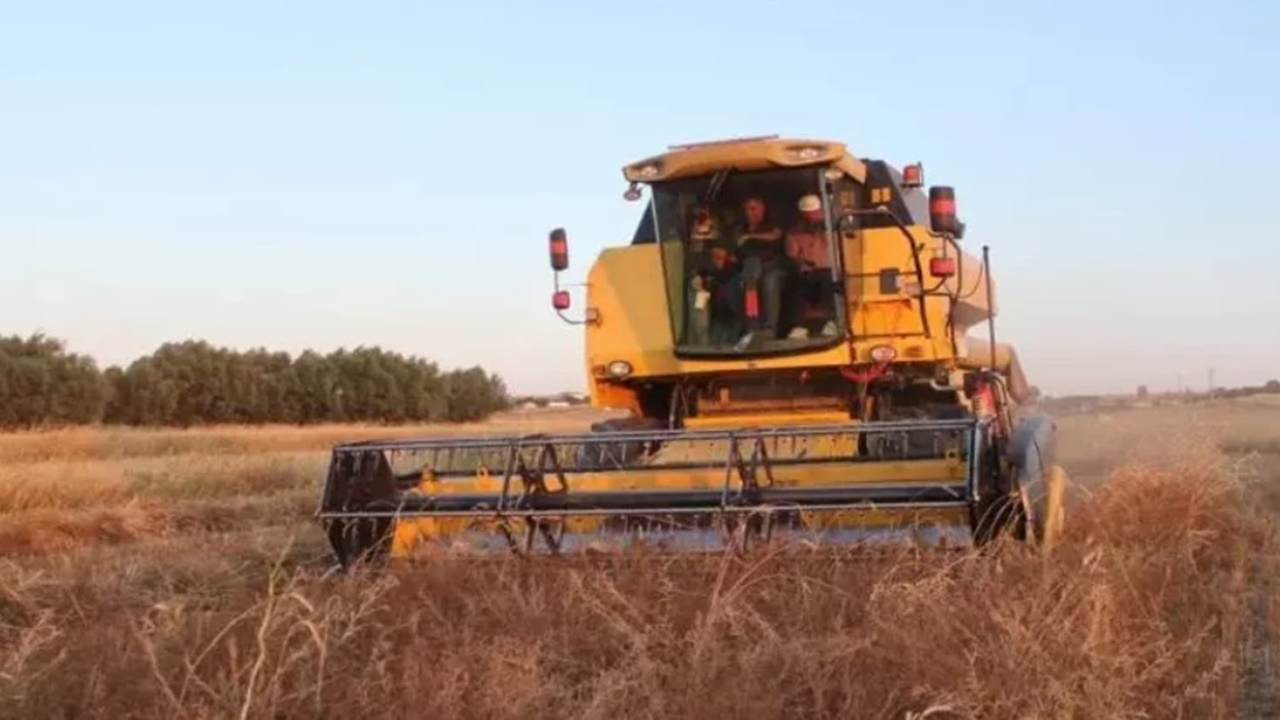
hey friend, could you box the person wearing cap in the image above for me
[732,196,787,347]
[785,193,838,339]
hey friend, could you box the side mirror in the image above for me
[547,227,594,326]
[549,228,569,271]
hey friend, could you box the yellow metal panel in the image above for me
[388,455,971,555]
[407,457,964,497]
[838,225,991,365]
[582,245,680,392]
[682,410,851,429]
[390,504,972,556]
[676,344,853,373]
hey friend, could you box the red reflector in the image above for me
[930,256,956,278]
[552,290,570,310]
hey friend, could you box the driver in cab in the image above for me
[733,196,786,347]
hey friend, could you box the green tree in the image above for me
[2,333,510,428]
[444,366,511,422]
[0,333,108,429]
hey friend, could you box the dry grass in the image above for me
[0,407,610,464]
[0,403,1277,718]
[0,492,315,558]
[0,453,324,513]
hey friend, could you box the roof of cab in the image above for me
[621,135,868,184]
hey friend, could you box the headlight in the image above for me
[607,360,633,378]
[785,145,826,161]
[869,345,897,363]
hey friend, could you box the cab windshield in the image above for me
[649,166,845,355]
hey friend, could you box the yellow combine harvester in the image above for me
[317,135,1067,567]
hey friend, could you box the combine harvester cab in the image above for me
[317,135,1068,568]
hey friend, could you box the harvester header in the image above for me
[317,134,1065,568]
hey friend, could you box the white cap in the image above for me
[797,194,821,212]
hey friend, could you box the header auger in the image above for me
[317,135,1067,569]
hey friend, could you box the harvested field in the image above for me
[1,402,1278,718]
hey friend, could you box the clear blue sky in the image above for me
[2,0,1277,397]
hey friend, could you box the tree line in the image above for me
[0,333,511,430]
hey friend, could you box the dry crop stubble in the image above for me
[0,452,323,557]
[0,407,610,465]
[0,403,1276,718]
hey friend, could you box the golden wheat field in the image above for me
[2,400,1279,719]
